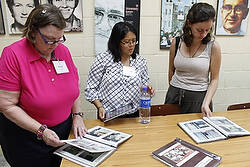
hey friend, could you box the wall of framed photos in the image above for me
[0,0,250,119]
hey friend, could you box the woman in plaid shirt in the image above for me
[85,22,154,121]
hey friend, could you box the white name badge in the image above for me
[52,61,69,74]
[123,66,136,77]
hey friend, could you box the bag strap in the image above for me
[173,36,180,74]
[175,36,180,57]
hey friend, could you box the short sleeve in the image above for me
[65,46,79,82]
[0,47,21,91]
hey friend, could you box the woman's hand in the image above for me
[72,115,87,139]
[42,129,65,147]
[201,104,212,117]
[146,85,155,97]
[98,107,106,121]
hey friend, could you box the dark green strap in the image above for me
[175,36,180,57]
[173,36,180,74]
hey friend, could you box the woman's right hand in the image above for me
[42,128,65,147]
[98,107,106,121]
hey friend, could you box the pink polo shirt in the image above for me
[0,38,80,127]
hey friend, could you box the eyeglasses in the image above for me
[222,4,247,14]
[38,29,66,45]
[120,40,138,46]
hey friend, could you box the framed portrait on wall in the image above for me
[160,0,198,49]
[94,0,140,55]
[215,0,249,36]
[5,0,40,34]
[48,0,83,32]
[5,0,83,34]
[0,1,5,34]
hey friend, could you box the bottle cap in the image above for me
[142,87,148,91]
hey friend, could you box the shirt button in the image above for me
[48,69,51,72]
[51,78,55,82]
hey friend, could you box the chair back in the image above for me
[151,104,181,116]
[227,102,250,111]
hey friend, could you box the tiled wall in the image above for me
[1,0,250,119]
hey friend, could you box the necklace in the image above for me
[189,43,202,58]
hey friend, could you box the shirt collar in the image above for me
[25,38,43,63]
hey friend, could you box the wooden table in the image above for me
[61,109,250,167]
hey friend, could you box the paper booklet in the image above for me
[178,116,250,144]
[103,103,137,122]
[54,126,132,167]
[152,138,221,167]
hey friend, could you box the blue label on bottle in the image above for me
[140,99,151,108]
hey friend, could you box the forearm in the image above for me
[168,70,174,84]
[72,96,81,114]
[93,99,103,110]
[2,106,41,134]
[203,79,219,106]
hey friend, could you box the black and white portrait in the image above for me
[160,0,198,49]
[48,0,83,32]
[94,0,141,55]
[39,0,48,4]
[5,0,39,34]
[95,0,125,55]
[0,1,5,34]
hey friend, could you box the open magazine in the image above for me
[152,138,221,167]
[178,116,250,144]
[54,126,132,167]
[103,103,137,122]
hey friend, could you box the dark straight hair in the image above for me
[108,22,137,62]
[182,3,215,47]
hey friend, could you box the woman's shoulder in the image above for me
[96,50,113,62]
[7,38,28,49]
[2,38,29,58]
[211,40,221,53]
[135,53,146,61]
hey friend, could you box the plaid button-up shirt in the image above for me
[85,51,149,113]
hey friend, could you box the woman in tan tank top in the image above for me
[165,3,221,117]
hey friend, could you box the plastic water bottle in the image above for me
[139,87,151,124]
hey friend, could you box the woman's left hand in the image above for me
[147,85,155,97]
[201,104,212,117]
[72,115,87,138]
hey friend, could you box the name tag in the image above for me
[123,66,136,77]
[52,61,69,74]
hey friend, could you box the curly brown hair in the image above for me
[182,3,215,47]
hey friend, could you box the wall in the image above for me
[0,0,250,120]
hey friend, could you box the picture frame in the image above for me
[94,0,140,55]
[0,1,5,34]
[160,0,198,49]
[215,0,249,36]
[5,0,83,34]
[47,0,83,32]
[5,0,39,34]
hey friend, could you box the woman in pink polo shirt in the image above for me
[0,4,87,167]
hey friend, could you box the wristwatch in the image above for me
[72,112,84,117]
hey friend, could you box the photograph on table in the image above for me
[215,0,249,35]
[94,0,140,55]
[5,0,39,34]
[0,1,5,34]
[160,0,198,49]
[48,0,83,32]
